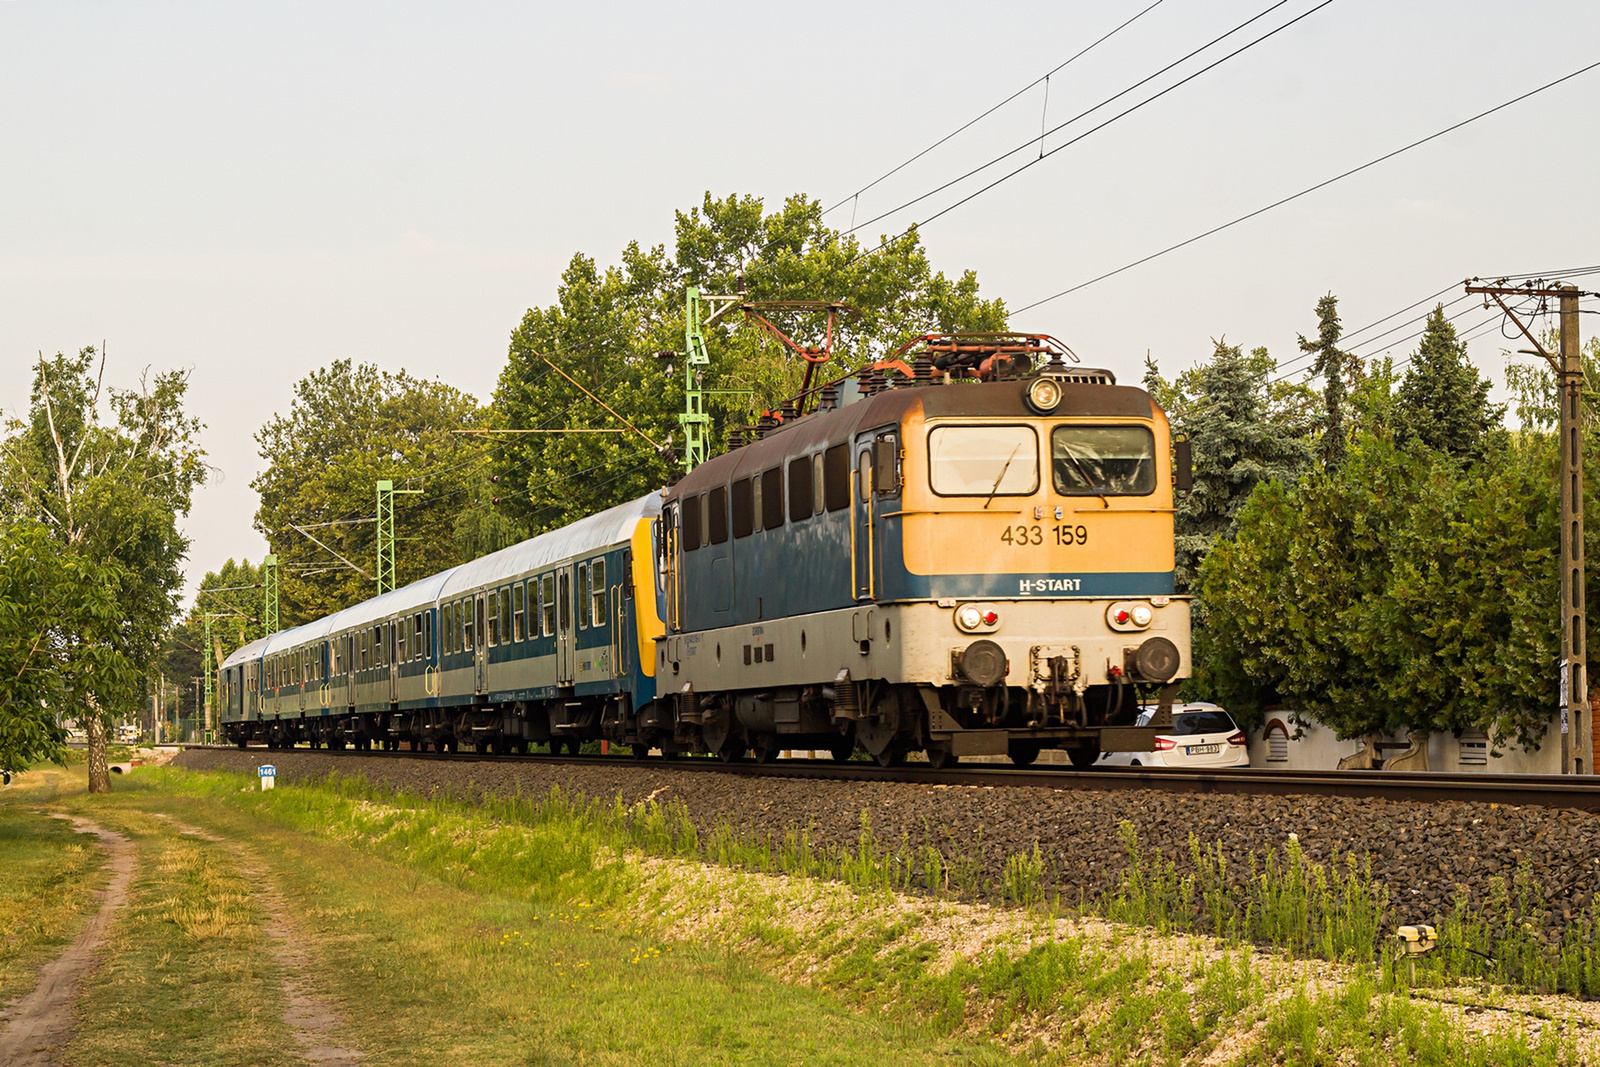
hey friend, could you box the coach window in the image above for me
[591,558,606,625]
[577,563,591,629]
[463,601,474,650]
[761,468,784,530]
[789,456,814,522]
[499,587,511,645]
[732,478,755,538]
[399,621,409,662]
[928,425,1039,497]
[823,443,851,511]
[708,485,729,544]
[333,640,342,675]
[681,494,702,551]
[489,593,501,646]
[541,575,556,636]
[415,613,425,659]
[514,583,526,642]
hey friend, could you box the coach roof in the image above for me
[437,492,661,599]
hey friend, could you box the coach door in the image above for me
[556,568,575,687]
[854,429,900,601]
[854,444,873,599]
[388,621,400,704]
[474,594,489,694]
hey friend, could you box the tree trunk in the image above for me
[85,714,111,794]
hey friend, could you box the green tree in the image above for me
[162,558,268,725]
[251,360,494,625]
[1395,304,1503,456]
[1144,341,1315,589]
[0,349,204,790]
[1197,430,1559,749]
[1297,294,1353,471]
[0,522,135,779]
[492,191,1009,534]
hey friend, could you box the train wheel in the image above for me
[235,738,247,750]
[751,738,780,764]
[514,739,529,755]
[874,745,904,768]
[829,736,856,763]
[1009,742,1041,767]
[1067,742,1100,770]
[925,742,958,770]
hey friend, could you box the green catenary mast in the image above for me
[680,287,712,473]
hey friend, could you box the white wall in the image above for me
[1246,712,1565,774]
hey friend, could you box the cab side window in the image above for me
[823,444,850,511]
[761,468,784,530]
[708,486,728,544]
[789,457,814,522]
[682,494,702,550]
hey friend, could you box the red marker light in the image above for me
[982,610,998,625]
[1115,609,1131,624]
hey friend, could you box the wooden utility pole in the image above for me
[1467,279,1591,772]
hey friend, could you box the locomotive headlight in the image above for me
[1106,601,1154,632]
[1025,376,1062,413]
[955,603,1000,633]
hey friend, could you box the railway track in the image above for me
[176,744,1600,813]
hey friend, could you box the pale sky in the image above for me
[3,0,1597,604]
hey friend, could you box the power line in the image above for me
[822,0,1171,217]
[846,0,1311,237]
[1011,57,1600,316]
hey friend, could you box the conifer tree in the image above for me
[1395,304,1503,456]
[1145,343,1314,588]
[1297,294,1352,471]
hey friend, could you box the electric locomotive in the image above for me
[643,334,1187,767]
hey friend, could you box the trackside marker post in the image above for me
[258,764,276,791]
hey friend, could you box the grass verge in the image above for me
[118,766,1600,1064]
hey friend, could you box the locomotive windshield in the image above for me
[927,425,1040,496]
[1051,426,1156,496]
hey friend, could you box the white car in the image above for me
[1098,702,1249,769]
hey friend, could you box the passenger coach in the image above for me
[221,495,663,752]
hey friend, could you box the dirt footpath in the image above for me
[0,818,136,1067]
[167,817,363,1065]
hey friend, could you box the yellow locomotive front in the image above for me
[848,352,1187,768]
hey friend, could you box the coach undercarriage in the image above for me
[228,673,1172,770]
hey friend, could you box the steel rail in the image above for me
[178,745,1600,813]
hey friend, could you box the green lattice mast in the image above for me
[680,287,712,473]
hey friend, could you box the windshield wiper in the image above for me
[1057,443,1110,509]
[983,444,1022,510]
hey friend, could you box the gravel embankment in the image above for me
[174,748,1600,922]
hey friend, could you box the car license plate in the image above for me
[1187,744,1220,755]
